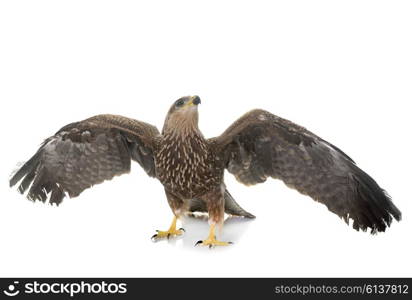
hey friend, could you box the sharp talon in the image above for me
[151,234,158,240]
[209,244,213,249]
[167,233,170,240]
[228,242,234,245]
[195,240,203,246]
[179,228,185,232]
[156,230,159,233]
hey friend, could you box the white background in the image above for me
[0,0,411,277]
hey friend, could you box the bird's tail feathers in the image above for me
[188,190,255,219]
[224,189,256,218]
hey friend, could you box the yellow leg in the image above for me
[195,224,232,248]
[151,217,185,241]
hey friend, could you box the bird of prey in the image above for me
[10,95,401,247]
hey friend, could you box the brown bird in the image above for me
[10,96,401,247]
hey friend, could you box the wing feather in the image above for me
[211,109,401,233]
[10,115,160,205]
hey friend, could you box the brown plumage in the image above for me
[10,95,401,246]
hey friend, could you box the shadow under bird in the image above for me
[10,96,401,247]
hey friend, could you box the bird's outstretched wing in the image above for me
[210,109,401,233]
[10,114,160,205]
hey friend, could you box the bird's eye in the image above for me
[175,99,185,107]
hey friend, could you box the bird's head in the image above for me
[163,95,201,135]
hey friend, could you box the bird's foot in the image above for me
[151,227,185,241]
[195,236,233,248]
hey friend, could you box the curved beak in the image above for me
[186,95,201,107]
